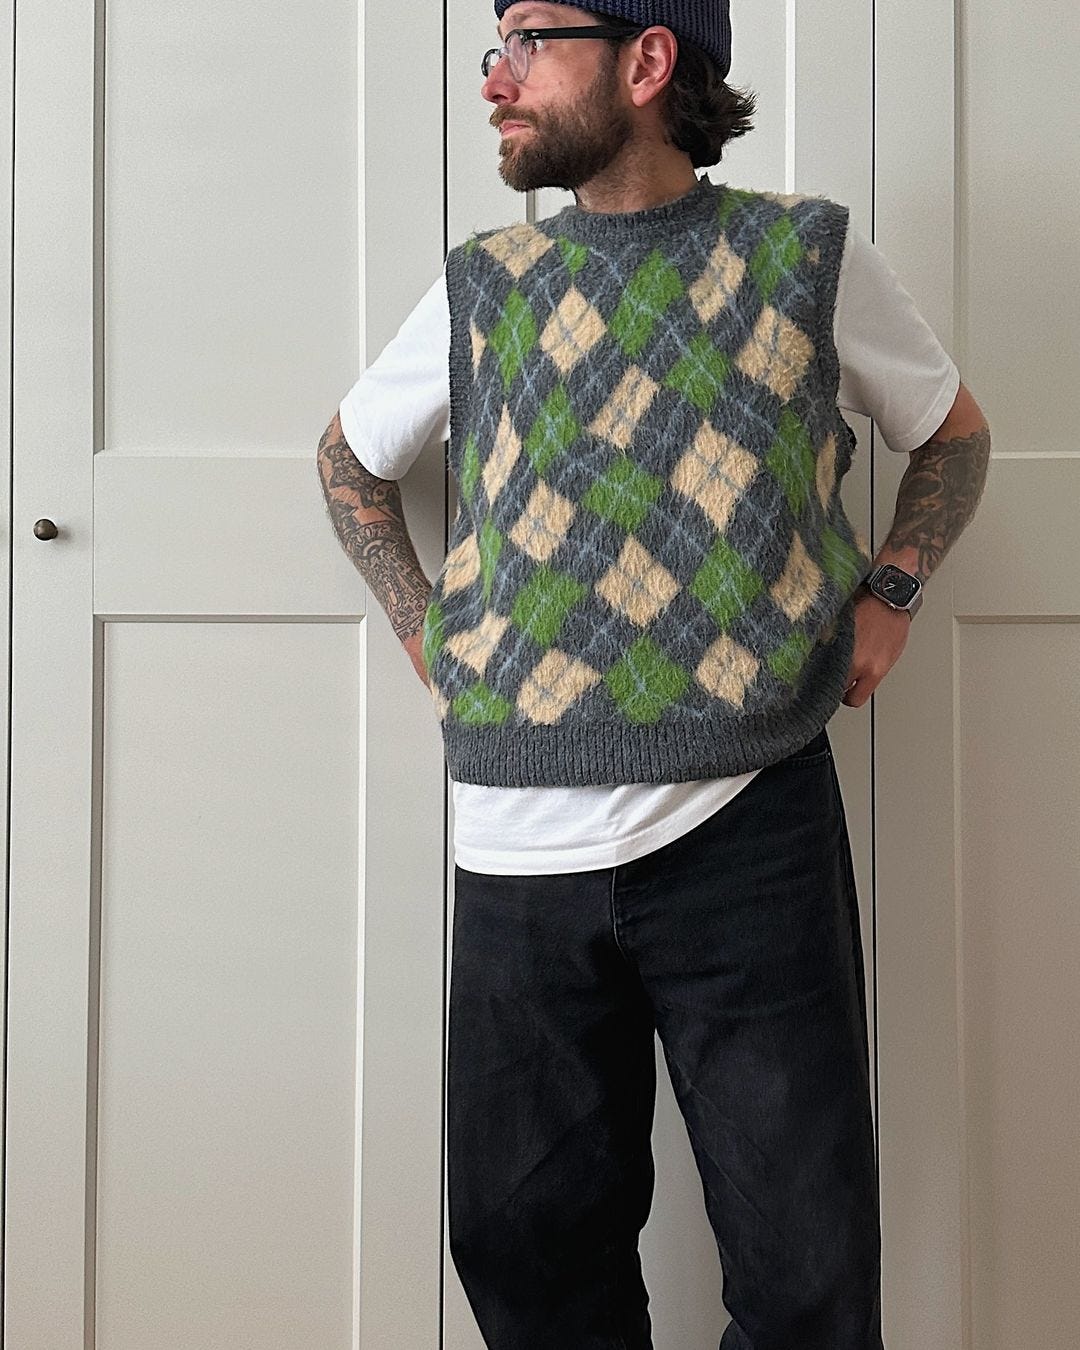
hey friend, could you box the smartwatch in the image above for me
[861,562,923,617]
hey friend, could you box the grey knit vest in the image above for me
[422,174,873,786]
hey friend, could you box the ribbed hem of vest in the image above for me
[441,622,854,787]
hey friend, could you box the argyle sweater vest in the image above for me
[422,175,873,787]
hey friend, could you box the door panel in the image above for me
[7,0,448,1346]
[876,1,1080,1347]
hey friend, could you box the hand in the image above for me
[401,631,430,689]
[840,590,912,708]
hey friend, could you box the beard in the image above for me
[495,53,635,193]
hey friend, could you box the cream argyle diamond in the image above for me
[470,319,487,376]
[482,405,522,505]
[816,432,838,508]
[442,530,481,596]
[694,634,760,708]
[736,305,815,401]
[429,681,449,721]
[671,422,758,532]
[596,536,680,628]
[517,649,602,725]
[540,286,606,375]
[759,190,813,209]
[588,365,661,450]
[770,531,824,621]
[509,480,576,563]
[688,236,747,324]
[445,611,510,676]
[479,223,555,279]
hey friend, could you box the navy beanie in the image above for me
[492,0,732,81]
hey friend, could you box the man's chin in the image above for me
[497,157,575,196]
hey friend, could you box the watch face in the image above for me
[874,564,920,606]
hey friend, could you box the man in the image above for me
[318,1,991,1344]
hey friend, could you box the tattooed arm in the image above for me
[873,380,991,584]
[317,411,432,686]
[842,381,990,707]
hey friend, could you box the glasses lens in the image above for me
[507,31,528,80]
[482,31,530,80]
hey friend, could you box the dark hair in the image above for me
[583,10,757,166]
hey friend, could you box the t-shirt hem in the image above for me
[337,396,399,479]
[886,363,961,454]
[452,768,761,875]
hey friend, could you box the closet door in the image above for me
[875,1,1080,1346]
[5,0,448,1345]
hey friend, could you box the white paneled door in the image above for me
[6,0,1079,1347]
[6,0,448,1346]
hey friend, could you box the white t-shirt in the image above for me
[339,219,960,876]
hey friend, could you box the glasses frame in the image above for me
[481,24,646,81]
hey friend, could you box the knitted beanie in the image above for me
[492,0,732,81]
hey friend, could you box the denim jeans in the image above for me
[447,728,884,1350]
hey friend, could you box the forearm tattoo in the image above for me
[882,425,991,582]
[317,419,432,642]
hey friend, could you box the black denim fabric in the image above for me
[447,728,884,1350]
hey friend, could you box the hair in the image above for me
[580,9,757,166]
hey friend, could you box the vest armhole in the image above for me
[810,199,851,411]
[444,241,475,481]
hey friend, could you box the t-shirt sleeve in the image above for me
[337,263,451,480]
[834,223,961,453]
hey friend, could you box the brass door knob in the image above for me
[33,519,59,540]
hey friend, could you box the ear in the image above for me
[622,25,679,108]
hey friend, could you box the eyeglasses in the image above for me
[481,25,645,82]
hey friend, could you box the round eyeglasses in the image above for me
[482,24,645,82]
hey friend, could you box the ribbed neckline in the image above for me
[552,172,724,238]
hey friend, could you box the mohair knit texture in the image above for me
[423,175,873,786]
[492,0,733,82]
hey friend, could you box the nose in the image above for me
[482,53,522,105]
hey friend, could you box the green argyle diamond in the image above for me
[690,536,764,629]
[609,249,685,358]
[717,185,758,231]
[606,635,689,725]
[452,682,513,726]
[581,456,664,532]
[422,600,445,671]
[525,384,580,477]
[767,631,814,685]
[511,565,587,647]
[820,526,867,590]
[478,518,503,603]
[557,236,589,276]
[665,333,731,414]
[460,433,481,507]
[767,408,816,517]
[750,215,804,303]
[490,289,538,392]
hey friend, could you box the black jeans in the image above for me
[447,729,883,1350]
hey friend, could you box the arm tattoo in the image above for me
[882,424,991,582]
[317,418,432,643]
